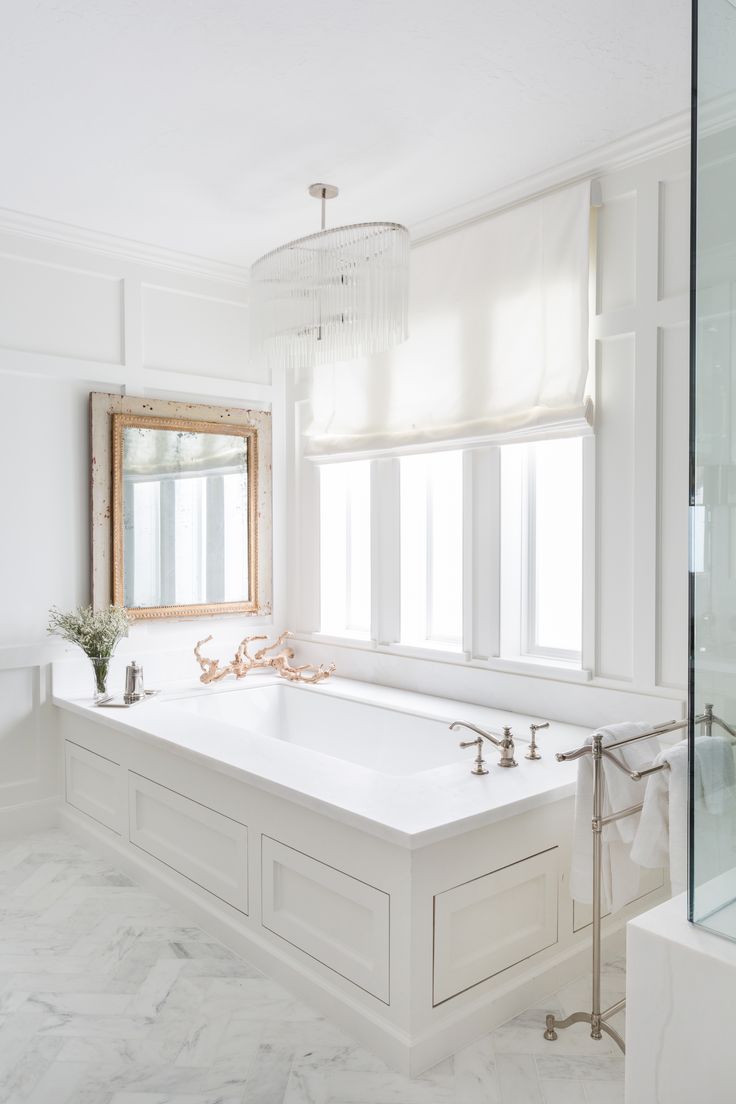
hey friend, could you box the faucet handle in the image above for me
[526,720,549,761]
[457,735,489,776]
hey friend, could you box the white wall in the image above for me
[593,147,690,696]
[0,136,691,830]
[287,141,691,728]
[0,223,284,831]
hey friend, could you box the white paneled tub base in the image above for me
[54,677,667,1076]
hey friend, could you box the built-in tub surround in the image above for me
[53,673,668,1074]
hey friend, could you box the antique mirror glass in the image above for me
[113,416,257,615]
[91,393,272,621]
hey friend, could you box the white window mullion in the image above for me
[464,447,500,661]
[523,446,536,656]
[344,492,353,628]
[424,472,433,643]
[499,445,524,658]
[371,457,401,645]
[296,402,321,633]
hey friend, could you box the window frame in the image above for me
[301,432,594,681]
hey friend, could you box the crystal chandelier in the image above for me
[250,184,409,371]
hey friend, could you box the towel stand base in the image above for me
[544,1003,626,1053]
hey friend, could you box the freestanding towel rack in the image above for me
[543,703,736,1053]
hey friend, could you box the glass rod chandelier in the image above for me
[250,184,410,371]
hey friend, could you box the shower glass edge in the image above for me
[690,0,736,940]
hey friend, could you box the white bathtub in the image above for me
[165,682,468,775]
[54,673,668,1075]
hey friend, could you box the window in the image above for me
[400,451,463,650]
[525,438,583,660]
[500,436,583,663]
[314,437,586,671]
[319,461,371,638]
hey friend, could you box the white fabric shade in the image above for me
[306,180,592,456]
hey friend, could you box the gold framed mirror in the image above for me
[91,393,273,621]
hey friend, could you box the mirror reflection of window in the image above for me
[121,424,250,610]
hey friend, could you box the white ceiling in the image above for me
[1,0,690,268]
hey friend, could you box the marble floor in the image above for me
[0,830,626,1104]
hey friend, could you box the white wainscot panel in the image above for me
[142,285,258,381]
[596,333,635,681]
[658,323,689,689]
[433,847,559,1006]
[0,667,40,806]
[597,191,637,313]
[65,741,124,834]
[129,773,248,913]
[0,254,122,363]
[658,174,690,301]
[262,836,390,1004]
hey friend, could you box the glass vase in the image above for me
[88,656,112,701]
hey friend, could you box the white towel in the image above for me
[632,735,736,895]
[570,721,659,914]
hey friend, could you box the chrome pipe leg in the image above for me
[591,733,604,1039]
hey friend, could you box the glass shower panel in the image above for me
[691,0,736,938]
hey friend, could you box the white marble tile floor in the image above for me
[0,831,626,1103]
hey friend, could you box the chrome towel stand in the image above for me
[543,703,736,1053]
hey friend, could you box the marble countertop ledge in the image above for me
[52,673,588,849]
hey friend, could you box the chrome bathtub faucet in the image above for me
[450,720,518,773]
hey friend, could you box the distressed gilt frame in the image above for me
[112,414,258,620]
[91,392,273,621]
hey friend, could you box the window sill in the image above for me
[491,655,592,683]
[295,633,592,683]
[317,629,372,644]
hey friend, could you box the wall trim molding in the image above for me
[4,96,735,282]
[0,206,251,286]
[409,110,692,245]
[0,107,701,282]
[0,797,60,839]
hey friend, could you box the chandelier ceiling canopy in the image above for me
[250,184,410,372]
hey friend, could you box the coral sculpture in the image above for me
[194,630,335,685]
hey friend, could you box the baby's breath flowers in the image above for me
[47,604,130,657]
[47,605,130,697]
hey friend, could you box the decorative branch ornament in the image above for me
[194,631,336,686]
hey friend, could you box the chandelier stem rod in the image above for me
[321,189,326,231]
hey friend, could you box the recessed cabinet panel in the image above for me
[129,773,248,913]
[433,847,559,1006]
[261,836,390,1004]
[65,741,123,834]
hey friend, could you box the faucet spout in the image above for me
[450,720,518,768]
[450,720,501,746]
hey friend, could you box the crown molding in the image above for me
[0,206,251,286]
[0,106,711,278]
[409,110,692,245]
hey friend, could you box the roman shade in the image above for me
[305,180,593,456]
